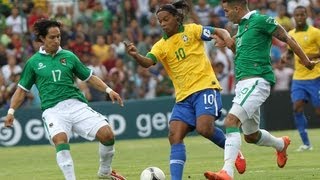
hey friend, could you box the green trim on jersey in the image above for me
[19,49,91,110]
[240,80,259,106]
[146,53,158,64]
[162,25,184,40]
[235,12,277,85]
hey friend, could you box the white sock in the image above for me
[98,143,115,174]
[56,150,76,180]
[256,129,284,151]
[222,132,241,178]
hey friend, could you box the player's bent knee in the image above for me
[52,132,68,145]
[96,125,114,143]
[244,133,259,144]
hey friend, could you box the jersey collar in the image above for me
[39,46,63,55]
[163,24,184,40]
[239,10,256,25]
[295,25,309,32]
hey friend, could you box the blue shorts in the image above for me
[291,78,320,107]
[170,89,222,128]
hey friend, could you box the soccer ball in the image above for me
[140,166,165,180]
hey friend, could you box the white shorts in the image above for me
[229,78,270,135]
[42,99,109,142]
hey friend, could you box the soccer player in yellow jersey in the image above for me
[286,6,320,152]
[125,1,246,180]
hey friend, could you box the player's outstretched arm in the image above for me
[5,87,27,127]
[272,25,318,70]
[124,41,154,68]
[87,75,123,107]
[212,28,234,51]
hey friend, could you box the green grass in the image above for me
[0,129,319,180]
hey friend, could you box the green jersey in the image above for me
[19,47,92,110]
[235,11,277,85]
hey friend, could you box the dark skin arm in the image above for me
[273,24,319,70]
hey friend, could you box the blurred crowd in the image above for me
[0,0,319,108]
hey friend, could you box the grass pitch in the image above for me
[0,129,319,180]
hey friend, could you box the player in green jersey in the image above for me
[204,0,319,179]
[4,19,125,180]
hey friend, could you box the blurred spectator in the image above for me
[111,32,126,59]
[142,15,161,37]
[194,0,214,25]
[0,43,8,67]
[123,0,137,27]
[273,60,294,91]
[91,35,110,63]
[276,5,294,31]
[126,19,143,44]
[5,6,27,34]
[1,54,22,85]
[74,0,92,33]
[27,6,48,32]
[69,32,91,60]
[266,0,278,17]
[89,18,108,43]
[50,5,72,30]
[91,1,113,31]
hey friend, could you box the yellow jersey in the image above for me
[147,23,221,102]
[288,25,320,80]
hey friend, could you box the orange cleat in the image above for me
[277,136,291,168]
[235,151,246,174]
[204,170,233,180]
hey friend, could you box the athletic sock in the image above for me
[256,129,284,151]
[222,128,241,178]
[170,143,186,180]
[98,139,115,175]
[294,112,310,146]
[209,126,226,149]
[56,143,76,180]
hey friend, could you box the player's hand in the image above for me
[212,35,226,48]
[124,41,138,58]
[108,90,124,107]
[4,114,14,127]
[305,59,320,70]
[212,35,235,50]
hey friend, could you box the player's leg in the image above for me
[291,80,311,151]
[168,120,190,180]
[71,103,125,179]
[169,99,195,180]
[194,89,225,148]
[42,107,75,180]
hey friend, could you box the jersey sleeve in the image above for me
[189,23,214,41]
[18,60,35,91]
[257,15,278,35]
[72,54,92,81]
[146,40,164,64]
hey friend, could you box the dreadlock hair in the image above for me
[33,19,61,42]
[156,0,190,24]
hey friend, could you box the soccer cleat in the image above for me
[235,151,246,174]
[296,145,313,152]
[98,170,126,180]
[276,136,291,168]
[204,170,233,180]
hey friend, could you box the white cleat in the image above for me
[296,145,313,152]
